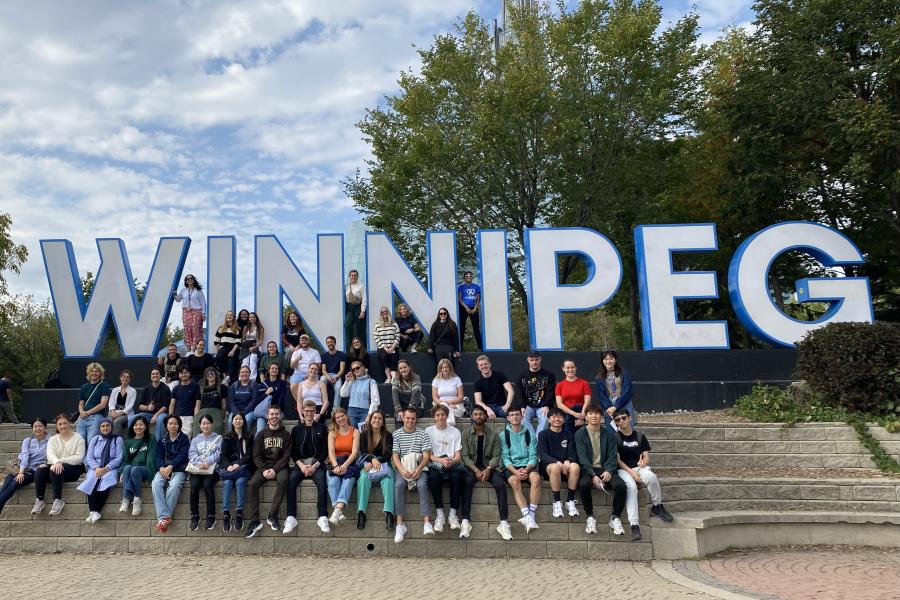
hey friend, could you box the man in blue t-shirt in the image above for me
[457,271,483,351]
[321,335,347,413]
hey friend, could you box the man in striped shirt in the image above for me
[391,406,433,543]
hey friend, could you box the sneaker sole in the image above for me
[245,525,264,539]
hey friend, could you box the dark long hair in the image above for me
[429,307,458,339]
[183,274,203,291]
[128,416,152,441]
[597,350,622,379]
[362,411,390,456]
[348,337,369,363]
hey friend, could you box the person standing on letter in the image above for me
[345,269,367,348]
[174,274,205,353]
[457,271,483,351]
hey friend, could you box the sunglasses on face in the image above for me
[352,366,363,372]
[614,416,629,422]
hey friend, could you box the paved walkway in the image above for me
[3,548,898,599]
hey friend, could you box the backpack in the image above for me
[504,427,531,448]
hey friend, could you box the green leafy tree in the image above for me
[0,296,63,403]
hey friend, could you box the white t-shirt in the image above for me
[432,376,462,403]
[425,424,461,460]
[291,347,322,377]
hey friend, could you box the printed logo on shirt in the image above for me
[560,439,568,448]
[264,437,284,450]
[622,440,639,448]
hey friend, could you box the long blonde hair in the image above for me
[435,358,457,380]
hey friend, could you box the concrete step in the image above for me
[651,452,875,469]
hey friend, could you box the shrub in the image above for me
[794,322,900,416]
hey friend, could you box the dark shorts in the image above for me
[501,466,530,480]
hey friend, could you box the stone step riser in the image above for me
[651,453,875,468]
[0,535,654,560]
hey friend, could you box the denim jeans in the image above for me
[522,406,549,435]
[121,465,150,500]
[0,472,34,511]
[225,411,256,434]
[151,471,186,519]
[76,413,103,443]
[153,412,169,441]
[346,407,369,429]
[327,471,357,506]
[487,404,507,419]
[253,399,272,434]
[222,476,248,512]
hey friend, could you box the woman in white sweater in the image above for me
[32,413,86,517]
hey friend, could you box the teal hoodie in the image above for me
[500,424,537,468]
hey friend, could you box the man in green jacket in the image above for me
[575,404,627,537]
[461,405,512,540]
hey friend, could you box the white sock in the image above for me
[449,509,457,519]
[436,508,445,518]
[500,520,509,526]
[528,504,538,515]
[521,507,530,517]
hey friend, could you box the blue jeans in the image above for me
[153,412,169,441]
[347,407,368,429]
[253,399,272,434]
[151,471,186,519]
[76,413,103,443]
[225,411,256,433]
[521,406,546,435]
[488,404,507,419]
[222,476,248,512]
[327,471,357,506]
[121,465,150,500]
[0,472,34,510]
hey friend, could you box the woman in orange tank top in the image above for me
[326,408,359,526]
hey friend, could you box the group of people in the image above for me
[0,347,672,544]
[167,269,486,381]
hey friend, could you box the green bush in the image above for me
[794,322,900,416]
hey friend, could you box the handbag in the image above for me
[6,458,19,476]
[186,462,215,475]
[216,463,249,480]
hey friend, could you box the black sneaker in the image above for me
[222,511,231,532]
[357,511,367,530]
[190,515,200,531]
[385,512,395,531]
[205,515,216,530]
[244,520,264,539]
[266,515,281,531]
[234,510,244,531]
[650,503,674,523]
[631,524,643,541]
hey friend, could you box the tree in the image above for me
[711,0,900,320]
[344,6,558,314]
[0,212,27,298]
[345,1,703,348]
[0,296,63,401]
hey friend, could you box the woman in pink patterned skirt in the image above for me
[174,274,206,352]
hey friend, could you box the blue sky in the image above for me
[1,0,755,317]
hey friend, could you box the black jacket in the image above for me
[290,421,328,465]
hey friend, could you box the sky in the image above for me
[0,0,755,320]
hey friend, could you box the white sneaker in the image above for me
[496,521,513,540]
[119,498,130,513]
[394,523,408,544]
[89,511,102,524]
[434,512,445,532]
[132,498,142,516]
[448,510,460,530]
[609,516,625,536]
[459,519,472,538]
[585,516,597,534]
[283,516,298,534]
[409,347,417,353]
[566,500,579,517]
[317,516,331,533]
[526,514,539,532]
[49,499,64,516]
[328,507,344,525]
[423,521,435,536]
[85,512,93,523]
[31,499,45,514]
[552,500,564,518]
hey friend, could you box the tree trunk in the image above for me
[627,265,642,350]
